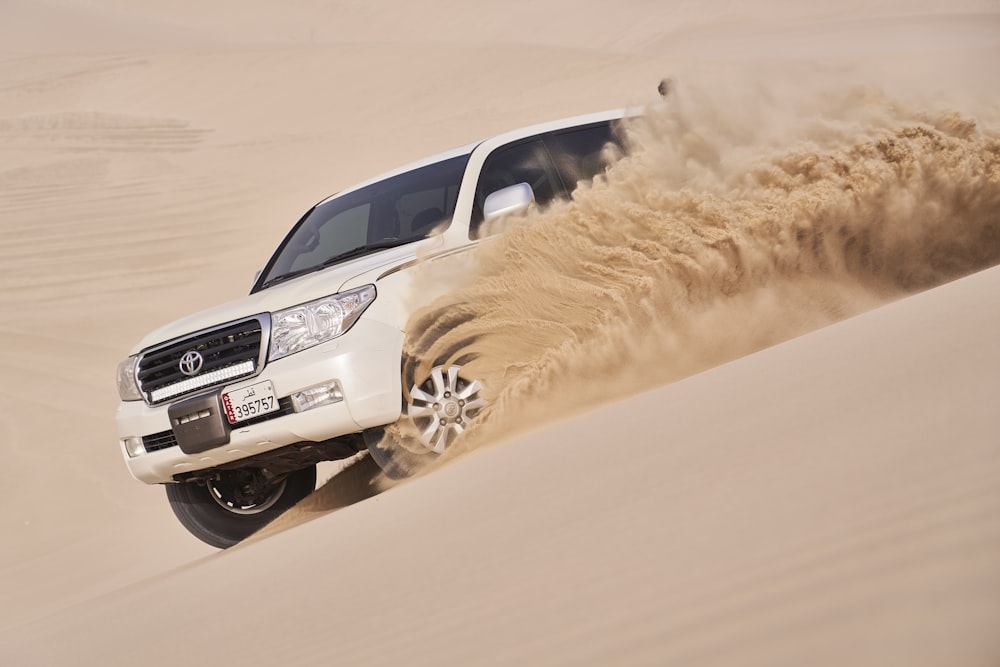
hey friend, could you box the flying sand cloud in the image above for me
[399,84,1000,461]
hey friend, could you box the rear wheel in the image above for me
[165,465,317,548]
[365,363,488,479]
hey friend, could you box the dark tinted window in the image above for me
[543,121,621,191]
[470,121,625,239]
[471,139,559,237]
[255,154,469,291]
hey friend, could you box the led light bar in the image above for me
[150,361,255,403]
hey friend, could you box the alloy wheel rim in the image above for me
[406,365,488,454]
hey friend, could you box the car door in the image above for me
[469,138,560,238]
[469,121,623,238]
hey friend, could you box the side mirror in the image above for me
[483,182,534,222]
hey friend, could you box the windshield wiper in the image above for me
[260,238,419,289]
[318,237,417,267]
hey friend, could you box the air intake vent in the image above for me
[137,316,269,405]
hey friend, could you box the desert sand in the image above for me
[1,1,998,665]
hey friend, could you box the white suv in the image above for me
[115,109,628,547]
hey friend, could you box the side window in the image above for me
[471,139,558,238]
[543,121,621,193]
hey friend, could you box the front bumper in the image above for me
[115,317,404,484]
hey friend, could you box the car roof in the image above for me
[317,107,635,205]
[471,107,634,155]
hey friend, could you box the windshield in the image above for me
[255,153,470,291]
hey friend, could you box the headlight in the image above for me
[269,285,376,361]
[116,355,142,401]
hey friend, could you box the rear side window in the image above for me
[542,121,621,192]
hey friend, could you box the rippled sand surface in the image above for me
[1,2,998,664]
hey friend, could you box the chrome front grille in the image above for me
[137,315,269,405]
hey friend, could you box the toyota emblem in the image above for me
[178,350,204,376]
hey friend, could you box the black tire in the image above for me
[165,465,317,549]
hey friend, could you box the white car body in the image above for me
[114,109,630,546]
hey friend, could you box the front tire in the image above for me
[165,465,317,549]
[365,363,487,479]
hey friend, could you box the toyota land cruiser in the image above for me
[115,109,628,547]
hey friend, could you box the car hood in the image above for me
[131,242,424,354]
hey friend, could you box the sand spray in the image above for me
[400,83,1000,456]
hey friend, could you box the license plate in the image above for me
[222,380,279,424]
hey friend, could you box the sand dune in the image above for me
[4,260,998,666]
[1,0,998,664]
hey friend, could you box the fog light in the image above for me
[291,381,344,413]
[123,437,146,458]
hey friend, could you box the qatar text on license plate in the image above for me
[222,380,278,424]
